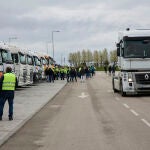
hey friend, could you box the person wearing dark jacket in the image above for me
[48,67,54,83]
[0,67,17,121]
[80,67,85,82]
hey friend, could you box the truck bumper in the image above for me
[135,84,150,92]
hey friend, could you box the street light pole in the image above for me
[52,30,60,60]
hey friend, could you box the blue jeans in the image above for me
[49,75,54,82]
[0,91,14,118]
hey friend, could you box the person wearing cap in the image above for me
[0,67,17,121]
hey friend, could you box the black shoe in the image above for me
[9,117,13,121]
[0,116,2,121]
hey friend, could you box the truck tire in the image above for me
[112,78,117,93]
[120,81,126,97]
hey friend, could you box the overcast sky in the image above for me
[0,0,150,64]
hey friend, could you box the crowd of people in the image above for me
[0,65,96,121]
[44,65,96,83]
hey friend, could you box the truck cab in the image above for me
[32,53,42,82]
[26,52,34,85]
[0,42,14,78]
[112,29,150,96]
[9,45,27,87]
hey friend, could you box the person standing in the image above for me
[65,67,70,82]
[60,67,65,80]
[104,64,107,74]
[80,66,85,83]
[108,65,112,76]
[0,67,17,121]
[112,63,116,76]
[73,68,77,82]
[48,67,54,83]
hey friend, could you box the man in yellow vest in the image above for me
[0,67,17,121]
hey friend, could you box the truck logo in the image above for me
[145,74,149,80]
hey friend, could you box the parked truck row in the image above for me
[0,42,55,87]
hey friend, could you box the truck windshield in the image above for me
[1,49,13,63]
[12,54,18,63]
[41,58,47,65]
[27,55,33,65]
[124,40,150,58]
[19,53,26,64]
[34,56,41,66]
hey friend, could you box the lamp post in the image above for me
[8,37,17,45]
[52,30,60,60]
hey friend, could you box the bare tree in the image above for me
[86,49,93,66]
[93,50,99,67]
[102,48,109,65]
[82,49,86,64]
[68,48,113,68]
[110,50,117,64]
[99,51,103,67]
[76,51,81,66]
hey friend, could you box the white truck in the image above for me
[36,52,48,80]
[0,42,14,78]
[32,52,42,82]
[112,29,150,96]
[26,51,34,85]
[9,45,27,86]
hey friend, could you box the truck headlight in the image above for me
[128,72,133,82]
[128,78,133,82]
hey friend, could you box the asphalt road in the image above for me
[1,72,150,150]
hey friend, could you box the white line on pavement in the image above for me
[123,103,130,109]
[130,109,139,116]
[141,119,150,127]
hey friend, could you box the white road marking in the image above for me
[141,119,150,127]
[130,109,139,116]
[115,97,120,101]
[123,103,130,109]
[78,92,88,99]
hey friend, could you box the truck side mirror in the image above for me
[116,43,120,56]
[117,48,120,56]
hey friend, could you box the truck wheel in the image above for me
[112,78,117,93]
[120,82,126,97]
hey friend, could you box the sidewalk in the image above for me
[0,80,67,146]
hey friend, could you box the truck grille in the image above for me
[23,69,27,82]
[135,73,150,84]
[30,69,33,81]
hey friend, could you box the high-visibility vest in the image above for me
[60,69,64,73]
[2,73,16,91]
